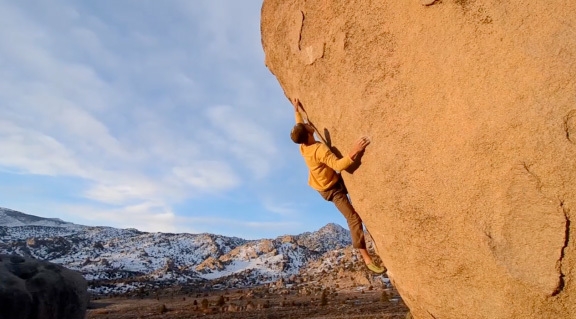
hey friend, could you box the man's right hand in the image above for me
[353,136,371,152]
[349,136,371,160]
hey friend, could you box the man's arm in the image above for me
[318,136,371,171]
[295,111,305,124]
[291,98,305,124]
[318,144,354,171]
[348,136,370,161]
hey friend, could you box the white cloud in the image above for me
[0,120,87,177]
[173,215,302,239]
[63,202,177,233]
[175,0,261,60]
[262,200,299,217]
[83,182,160,205]
[172,161,241,191]
[206,105,278,178]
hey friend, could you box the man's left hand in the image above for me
[291,98,302,112]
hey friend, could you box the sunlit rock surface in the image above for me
[261,1,576,318]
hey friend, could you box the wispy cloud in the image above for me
[173,215,302,239]
[83,181,161,205]
[172,161,241,192]
[60,202,178,233]
[0,120,88,177]
[206,106,278,178]
[262,199,300,217]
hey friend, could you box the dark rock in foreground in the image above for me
[0,254,88,319]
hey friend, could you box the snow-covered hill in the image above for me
[0,207,353,295]
[0,207,78,228]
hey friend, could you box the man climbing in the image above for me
[289,98,385,274]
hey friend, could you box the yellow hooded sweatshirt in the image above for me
[295,111,354,191]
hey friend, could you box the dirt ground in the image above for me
[87,288,409,319]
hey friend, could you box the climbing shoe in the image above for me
[366,263,386,274]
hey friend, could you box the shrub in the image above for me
[381,290,390,303]
[201,298,209,309]
[158,304,168,314]
[320,290,328,306]
[216,295,226,306]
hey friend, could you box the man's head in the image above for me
[290,123,314,144]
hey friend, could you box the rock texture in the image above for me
[261,1,576,318]
[0,254,88,319]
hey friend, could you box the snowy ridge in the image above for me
[0,207,353,295]
[297,223,352,252]
[0,207,78,228]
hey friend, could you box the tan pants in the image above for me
[318,177,367,249]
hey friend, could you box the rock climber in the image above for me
[289,98,385,274]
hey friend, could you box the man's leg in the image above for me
[332,192,384,273]
[330,190,367,250]
[318,182,384,273]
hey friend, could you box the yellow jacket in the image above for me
[296,112,354,191]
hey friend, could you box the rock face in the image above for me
[261,1,576,318]
[0,254,88,319]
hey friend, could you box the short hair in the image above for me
[290,123,309,144]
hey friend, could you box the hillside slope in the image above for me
[0,208,357,295]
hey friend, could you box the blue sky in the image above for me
[0,0,351,239]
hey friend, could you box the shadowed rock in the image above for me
[0,254,88,319]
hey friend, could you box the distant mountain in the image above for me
[0,207,77,228]
[0,207,356,295]
[297,223,352,252]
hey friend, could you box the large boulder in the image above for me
[261,1,576,318]
[0,254,88,319]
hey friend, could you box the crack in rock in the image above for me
[297,10,304,51]
[522,162,543,192]
[552,200,570,296]
[421,0,438,6]
[293,10,325,65]
[563,109,576,144]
